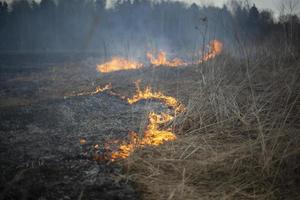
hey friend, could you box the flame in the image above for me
[127,80,183,112]
[91,83,112,95]
[88,40,223,161]
[76,83,112,96]
[147,51,186,67]
[146,40,223,67]
[110,132,138,159]
[110,112,176,160]
[96,40,223,73]
[97,57,144,73]
[140,112,176,146]
[198,39,223,63]
[79,138,87,145]
[80,80,185,161]
[108,80,184,160]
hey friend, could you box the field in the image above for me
[0,47,299,200]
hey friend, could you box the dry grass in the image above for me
[117,45,300,199]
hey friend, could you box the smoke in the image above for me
[0,0,295,56]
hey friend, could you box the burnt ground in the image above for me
[0,54,168,200]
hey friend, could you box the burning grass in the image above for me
[95,40,224,74]
[116,47,300,199]
[147,51,186,67]
[199,39,223,63]
[99,81,184,161]
[75,83,112,97]
[110,112,177,161]
[127,80,184,112]
[97,57,144,73]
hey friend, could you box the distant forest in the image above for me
[0,0,299,55]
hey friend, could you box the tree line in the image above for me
[0,0,299,55]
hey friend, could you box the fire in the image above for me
[146,40,223,67]
[76,83,112,96]
[147,51,186,67]
[79,80,185,161]
[79,138,87,145]
[110,112,176,160]
[108,80,184,160]
[140,112,176,146]
[110,132,138,160]
[127,80,183,112]
[97,57,143,73]
[87,40,224,161]
[96,40,223,73]
[199,39,223,63]
[90,83,112,95]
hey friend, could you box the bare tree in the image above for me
[278,0,300,50]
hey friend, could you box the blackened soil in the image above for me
[0,92,143,200]
[0,56,154,200]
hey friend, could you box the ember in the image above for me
[76,83,112,96]
[79,138,87,145]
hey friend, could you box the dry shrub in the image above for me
[121,45,300,199]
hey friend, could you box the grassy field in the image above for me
[98,45,300,199]
[0,44,299,199]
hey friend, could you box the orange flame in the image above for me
[140,112,176,146]
[89,40,223,161]
[97,57,144,73]
[108,81,185,160]
[81,81,185,161]
[96,40,223,73]
[147,51,186,67]
[198,39,223,63]
[110,112,176,160]
[76,83,112,96]
[91,83,112,95]
[79,138,87,145]
[127,80,183,112]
